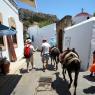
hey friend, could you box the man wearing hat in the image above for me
[24,39,35,72]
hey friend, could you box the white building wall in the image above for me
[64,18,94,70]
[0,0,24,60]
[28,25,39,49]
[90,21,95,65]
[15,21,24,59]
[28,23,56,50]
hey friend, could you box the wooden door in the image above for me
[7,36,17,62]
[58,30,63,53]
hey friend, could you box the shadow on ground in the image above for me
[34,64,55,72]
[19,68,29,74]
[0,74,22,95]
[83,75,95,82]
[47,64,56,71]
[51,72,71,95]
[35,67,43,71]
[83,86,95,94]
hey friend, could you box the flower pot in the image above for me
[3,60,10,74]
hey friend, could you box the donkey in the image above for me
[60,49,81,95]
[50,46,60,70]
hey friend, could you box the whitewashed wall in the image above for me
[0,0,24,60]
[28,23,56,50]
[28,25,39,49]
[90,21,95,66]
[63,18,95,70]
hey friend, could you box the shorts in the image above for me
[26,55,33,64]
[42,54,49,62]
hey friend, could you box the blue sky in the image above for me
[16,0,95,19]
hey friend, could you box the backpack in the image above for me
[24,45,33,58]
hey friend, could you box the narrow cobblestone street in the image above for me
[0,52,95,95]
[0,0,95,95]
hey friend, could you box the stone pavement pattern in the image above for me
[0,52,95,95]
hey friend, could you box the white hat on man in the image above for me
[26,39,31,43]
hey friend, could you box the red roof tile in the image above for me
[75,12,91,17]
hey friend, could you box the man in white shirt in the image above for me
[41,39,51,72]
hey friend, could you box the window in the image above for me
[65,37,71,48]
[0,13,4,47]
[8,17,17,45]
[0,13,3,23]
[11,26,17,44]
[87,17,90,19]
[12,34,17,44]
[32,35,34,42]
[0,37,4,46]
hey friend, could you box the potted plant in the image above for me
[2,57,10,74]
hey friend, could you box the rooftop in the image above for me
[75,12,91,17]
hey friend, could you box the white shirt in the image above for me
[41,42,51,54]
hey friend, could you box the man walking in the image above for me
[41,39,51,72]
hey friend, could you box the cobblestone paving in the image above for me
[1,52,95,95]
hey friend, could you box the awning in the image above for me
[0,24,17,36]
